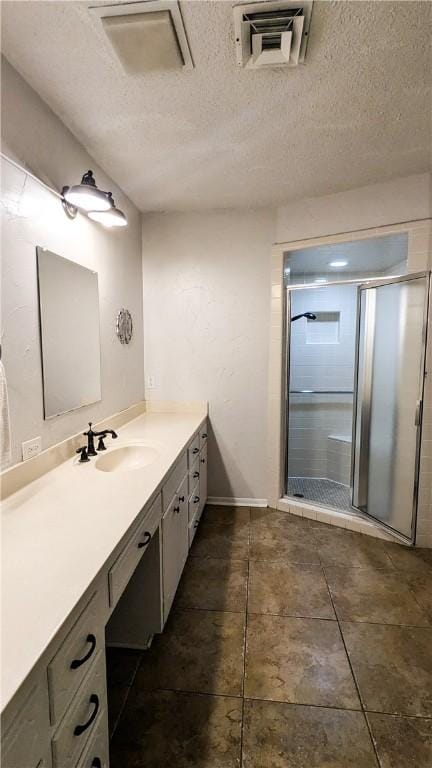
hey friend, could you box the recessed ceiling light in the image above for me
[329,260,348,268]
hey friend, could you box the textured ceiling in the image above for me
[1,0,431,212]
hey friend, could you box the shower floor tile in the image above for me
[287,476,353,512]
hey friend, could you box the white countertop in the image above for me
[1,409,206,712]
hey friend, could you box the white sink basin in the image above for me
[95,445,159,473]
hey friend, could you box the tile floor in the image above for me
[108,506,432,767]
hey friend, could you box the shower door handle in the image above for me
[415,400,423,427]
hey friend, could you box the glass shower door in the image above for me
[352,273,430,540]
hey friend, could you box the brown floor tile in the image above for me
[250,507,310,534]
[108,684,130,738]
[243,700,378,768]
[111,690,242,768]
[137,609,245,696]
[367,712,432,768]
[341,621,432,716]
[250,528,320,564]
[244,613,360,708]
[403,571,432,619]
[386,543,432,575]
[202,505,250,525]
[315,527,394,568]
[325,566,431,626]
[176,557,247,612]
[191,521,249,560]
[248,561,335,619]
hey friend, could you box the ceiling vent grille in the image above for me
[234,1,313,69]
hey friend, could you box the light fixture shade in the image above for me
[63,170,112,212]
[88,206,128,228]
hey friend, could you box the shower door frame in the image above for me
[283,272,430,543]
[350,271,430,543]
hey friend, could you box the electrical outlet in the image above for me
[146,375,155,390]
[22,436,42,461]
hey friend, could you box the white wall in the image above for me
[142,209,275,501]
[1,60,144,468]
[276,174,431,243]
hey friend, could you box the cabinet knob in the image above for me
[138,531,151,548]
[194,521,199,528]
[91,760,102,768]
[201,458,206,464]
[192,447,199,454]
[179,495,185,503]
[193,471,199,479]
[193,495,200,504]
[174,506,180,513]
[202,433,207,439]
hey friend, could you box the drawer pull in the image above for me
[138,531,151,548]
[179,495,185,503]
[73,694,99,736]
[192,447,199,454]
[91,760,102,768]
[202,433,207,439]
[193,471,199,479]
[193,495,200,504]
[174,505,180,513]
[201,458,206,464]
[70,634,97,669]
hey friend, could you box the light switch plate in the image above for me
[22,436,42,461]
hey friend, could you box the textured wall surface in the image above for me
[276,174,431,243]
[142,209,275,501]
[1,2,431,211]
[1,65,144,469]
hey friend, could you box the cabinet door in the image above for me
[199,443,208,516]
[162,477,188,622]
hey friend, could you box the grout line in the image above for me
[239,507,252,768]
[320,564,382,768]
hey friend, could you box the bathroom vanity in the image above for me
[1,405,208,768]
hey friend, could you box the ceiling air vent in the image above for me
[90,1,193,73]
[234,1,313,69]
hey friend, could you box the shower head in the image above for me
[291,312,317,322]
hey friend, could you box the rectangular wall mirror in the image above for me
[37,247,102,419]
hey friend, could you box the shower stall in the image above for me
[284,271,430,543]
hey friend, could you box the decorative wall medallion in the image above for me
[116,308,133,345]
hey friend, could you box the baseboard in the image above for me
[207,496,268,508]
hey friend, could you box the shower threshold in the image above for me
[287,477,354,514]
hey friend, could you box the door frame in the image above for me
[351,271,431,543]
[267,220,432,544]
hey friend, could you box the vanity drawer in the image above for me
[52,652,107,768]
[48,590,105,725]
[188,508,200,548]
[188,480,200,523]
[76,704,109,768]
[188,434,200,465]
[199,421,208,450]
[188,454,200,494]
[162,452,187,512]
[109,493,162,607]
[199,443,208,516]
[1,674,51,768]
